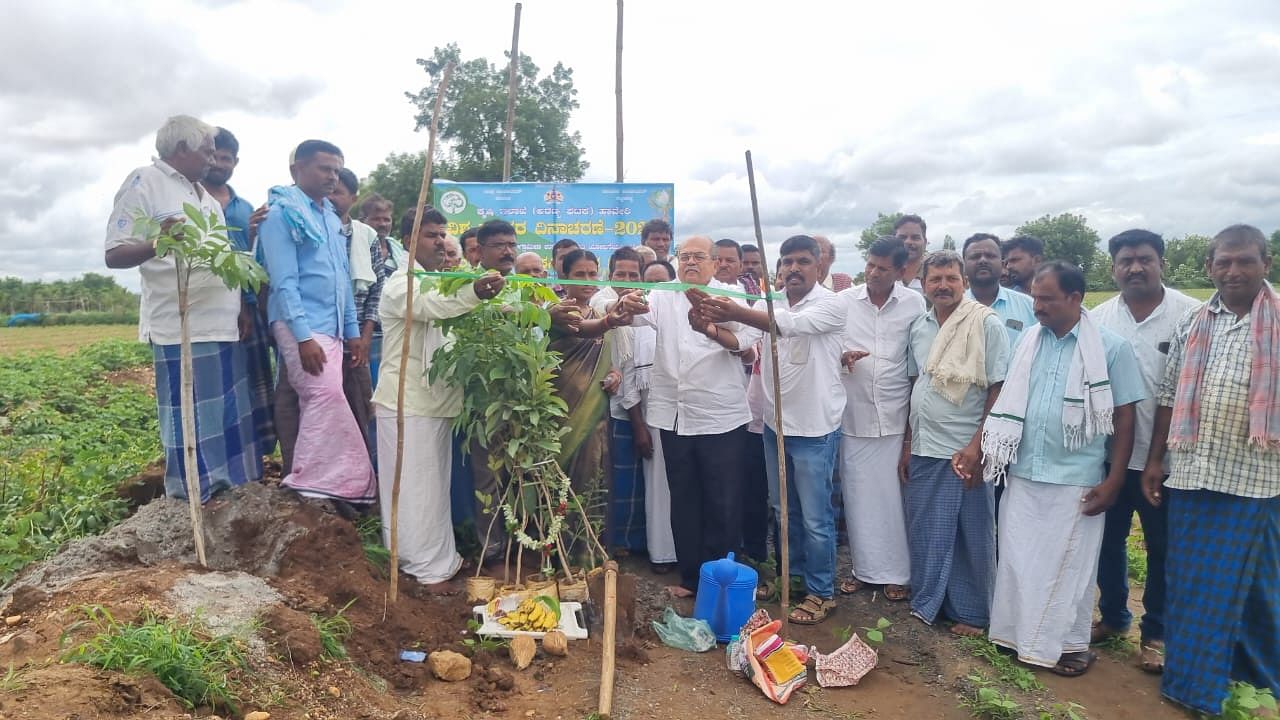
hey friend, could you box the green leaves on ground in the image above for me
[0,340,157,586]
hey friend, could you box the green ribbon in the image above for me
[414,270,780,301]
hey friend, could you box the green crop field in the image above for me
[1083,286,1214,309]
[0,324,138,357]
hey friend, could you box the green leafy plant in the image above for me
[1218,681,1278,720]
[1037,701,1088,720]
[311,599,356,660]
[862,617,892,645]
[428,274,606,580]
[961,675,1022,720]
[459,617,508,654]
[961,636,1044,692]
[1127,521,1148,584]
[64,606,246,711]
[131,203,266,567]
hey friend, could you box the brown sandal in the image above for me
[884,584,910,602]
[1139,640,1164,674]
[789,595,837,625]
[838,578,866,595]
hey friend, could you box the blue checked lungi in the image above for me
[608,418,647,551]
[1163,489,1280,714]
[240,310,277,455]
[904,456,996,628]
[153,341,263,502]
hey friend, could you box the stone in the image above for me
[4,615,20,626]
[244,712,271,720]
[428,650,472,682]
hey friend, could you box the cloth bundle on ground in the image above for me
[745,619,810,704]
[812,633,878,687]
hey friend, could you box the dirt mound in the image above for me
[0,663,186,719]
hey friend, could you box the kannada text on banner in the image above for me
[433,182,675,270]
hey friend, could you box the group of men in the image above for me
[106,115,1276,716]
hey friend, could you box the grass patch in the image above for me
[1036,701,1088,720]
[1095,632,1137,657]
[63,606,245,711]
[0,662,26,692]
[961,636,1044,692]
[355,515,390,576]
[961,674,1022,719]
[1127,519,1148,584]
[311,599,356,660]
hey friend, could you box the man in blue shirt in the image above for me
[260,139,375,507]
[962,233,1037,348]
[205,127,276,459]
[985,262,1144,678]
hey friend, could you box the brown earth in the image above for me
[0,484,1187,720]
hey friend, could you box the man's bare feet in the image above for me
[949,623,985,637]
[666,585,694,598]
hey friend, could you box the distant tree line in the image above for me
[1,273,140,324]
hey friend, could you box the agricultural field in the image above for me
[1083,286,1214,308]
[0,324,138,356]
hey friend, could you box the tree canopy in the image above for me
[1014,213,1102,277]
[857,212,904,254]
[0,273,138,315]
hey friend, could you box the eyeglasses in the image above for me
[677,252,710,263]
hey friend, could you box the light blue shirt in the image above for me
[261,196,358,342]
[966,285,1037,348]
[1007,322,1146,486]
[907,311,1010,458]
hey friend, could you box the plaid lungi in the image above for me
[240,309,277,454]
[904,456,996,628]
[608,418,648,551]
[153,341,262,502]
[1163,489,1280,714]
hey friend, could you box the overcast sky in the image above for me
[3,0,1279,289]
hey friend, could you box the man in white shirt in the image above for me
[1089,229,1201,673]
[698,235,847,625]
[616,235,762,597]
[104,115,263,503]
[837,237,926,601]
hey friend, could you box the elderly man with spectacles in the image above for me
[614,235,762,597]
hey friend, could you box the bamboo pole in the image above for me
[614,0,624,183]
[597,560,619,719]
[390,62,456,602]
[744,150,789,630]
[176,263,207,567]
[502,3,523,182]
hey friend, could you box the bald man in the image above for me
[814,235,853,292]
[514,251,548,277]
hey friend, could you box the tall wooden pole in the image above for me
[502,3,523,182]
[744,151,790,630]
[597,560,619,719]
[390,62,456,602]
[614,0,624,183]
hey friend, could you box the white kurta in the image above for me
[989,475,1105,667]
[642,423,677,564]
[841,434,911,585]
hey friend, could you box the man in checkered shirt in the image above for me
[1144,224,1280,715]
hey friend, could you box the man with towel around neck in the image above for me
[984,261,1144,678]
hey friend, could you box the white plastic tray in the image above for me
[472,599,589,640]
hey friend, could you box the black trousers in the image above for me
[661,425,746,592]
[741,430,771,564]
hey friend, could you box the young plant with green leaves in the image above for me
[961,674,1022,720]
[131,204,266,566]
[428,273,605,581]
[1218,682,1278,720]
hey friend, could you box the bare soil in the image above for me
[0,484,1183,720]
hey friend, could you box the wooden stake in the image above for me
[390,61,456,602]
[614,0,624,183]
[502,3,523,182]
[744,150,789,630]
[176,262,207,567]
[597,560,619,719]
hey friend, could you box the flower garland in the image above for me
[500,462,572,552]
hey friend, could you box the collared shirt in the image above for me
[1093,287,1203,472]
[350,220,384,329]
[260,196,359,342]
[105,159,239,345]
[966,285,1036,348]
[840,283,926,437]
[907,311,1010,458]
[633,279,763,435]
[905,276,923,294]
[1007,322,1146,486]
[1159,296,1280,498]
[762,284,848,437]
[221,185,256,254]
[372,261,484,418]
[591,287,633,421]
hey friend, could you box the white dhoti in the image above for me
[989,475,1104,667]
[841,434,911,585]
[374,407,462,584]
[643,425,677,564]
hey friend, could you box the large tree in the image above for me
[858,212,904,254]
[1163,233,1212,288]
[362,152,426,224]
[1015,213,1102,276]
[407,43,587,183]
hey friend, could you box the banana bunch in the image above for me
[496,597,559,632]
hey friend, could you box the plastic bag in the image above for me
[652,606,717,652]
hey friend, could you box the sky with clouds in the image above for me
[3,0,1279,288]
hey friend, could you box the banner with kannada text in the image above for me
[432,182,674,272]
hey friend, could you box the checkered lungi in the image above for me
[153,341,263,502]
[1163,489,1280,714]
[608,418,648,551]
[904,455,996,628]
[239,309,277,454]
